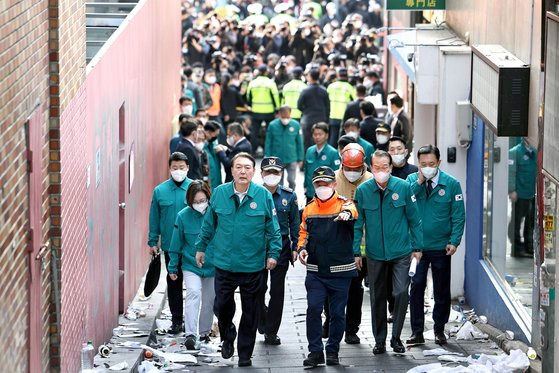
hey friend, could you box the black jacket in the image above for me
[175,139,203,181]
[391,111,412,152]
[392,162,418,180]
[343,99,364,123]
[359,116,382,147]
[217,137,252,182]
[297,83,330,126]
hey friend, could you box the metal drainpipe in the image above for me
[50,242,62,355]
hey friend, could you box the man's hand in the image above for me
[509,191,518,203]
[445,244,457,256]
[196,252,205,268]
[334,210,352,221]
[169,273,178,281]
[417,169,425,185]
[411,251,422,262]
[292,251,298,264]
[297,161,303,169]
[266,258,277,270]
[355,256,362,271]
[149,246,159,255]
[298,249,308,265]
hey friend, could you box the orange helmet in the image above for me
[341,143,365,168]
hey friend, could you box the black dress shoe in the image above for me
[169,322,182,335]
[238,359,252,367]
[390,337,405,353]
[221,339,235,359]
[264,334,281,345]
[303,351,325,367]
[373,343,386,355]
[406,333,425,345]
[184,334,197,350]
[326,352,339,366]
[322,322,329,339]
[345,333,361,344]
[434,332,447,345]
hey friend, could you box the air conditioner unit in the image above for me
[470,45,530,136]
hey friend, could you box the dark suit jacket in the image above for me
[359,116,382,147]
[175,139,203,180]
[217,137,253,182]
[392,111,412,152]
[343,99,364,123]
[297,83,330,126]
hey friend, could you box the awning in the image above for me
[387,30,416,83]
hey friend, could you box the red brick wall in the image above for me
[0,0,51,372]
[58,0,181,371]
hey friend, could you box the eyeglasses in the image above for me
[193,199,208,204]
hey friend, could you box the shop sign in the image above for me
[544,215,554,231]
[387,0,445,10]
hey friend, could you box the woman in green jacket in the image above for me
[169,180,215,350]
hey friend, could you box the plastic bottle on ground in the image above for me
[81,340,94,372]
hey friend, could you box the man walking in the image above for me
[353,150,423,355]
[175,119,204,181]
[148,152,192,334]
[327,68,355,147]
[406,145,465,345]
[258,157,300,345]
[298,69,330,150]
[281,67,307,120]
[195,153,282,367]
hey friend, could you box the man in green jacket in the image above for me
[264,106,304,189]
[353,150,423,355]
[195,152,282,367]
[148,152,192,334]
[405,145,465,346]
[304,122,341,202]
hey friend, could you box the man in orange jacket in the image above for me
[297,166,360,367]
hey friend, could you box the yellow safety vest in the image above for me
[247,76,280,114]
[281,79,307,119]
[327,81,356,120]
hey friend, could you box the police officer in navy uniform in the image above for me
[258,157,301,345]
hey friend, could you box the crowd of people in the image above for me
[147,0,466,368]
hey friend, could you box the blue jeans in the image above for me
[410,250,451,334]
[305,273,351,353]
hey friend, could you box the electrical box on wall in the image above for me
[470,45,530,137]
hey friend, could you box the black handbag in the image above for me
[144,252,161,297]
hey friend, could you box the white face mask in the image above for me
[263,174,282,186]
[171,169,188,182]
[182,105,193,115]
[343,170,362,183]
[315,186,334,200]
[376,134,389,144]
[206,76,216,85]
[373,171,390,184]
[194,142,205,151]
[392,153,406,166]
[226,136,236,146]
[346,131,359,139]
[280,118,290,125]
[192,202,208,214]
[421,166,438,180]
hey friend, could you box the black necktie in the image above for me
[427,180,433,197]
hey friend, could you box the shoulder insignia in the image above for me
[411,195,417,202]
[334,159,341,165]
[455,194,463,201]
[280,185,293,193]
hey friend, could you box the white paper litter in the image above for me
[438,355,469,363]
[423,348,463,356]
[424,329,449,340]
[156,319,173,330]
[138,360,162,373]
[448,309,464,323]
[455,321,488,340]
[108,361,129,370]
[141,345,197,364]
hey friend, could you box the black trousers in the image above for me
[410,250,451,334]
[250,113,274,152]
[214,267,266,361]
[323,260,368,335]
[164,252,183,324]
[508,197,535,255]
[261,264,289,336]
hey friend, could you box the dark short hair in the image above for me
[343,118,360,129]
[169,152,189,167]
[179,96,192,105]
[186,180,211,208]
[338,135,357,150]
[227,122,244,137]
[184,66,193,77]
[359,101,376,116]
[204,121,219,132]
[388,136,406,147]
[312,122,329,134]
[178,114,194,123]
[417,144,440,161]
[309,69,320,81]
[390,95,404,108]
[367,71,379,79]
[372,150,392,166]
[279,105,291,113]
[356,84,367,96]
[179,120,198,137]
[231,152,255,168]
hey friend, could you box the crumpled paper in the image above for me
[455,321,488,340]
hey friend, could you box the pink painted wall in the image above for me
[59,0,181,371]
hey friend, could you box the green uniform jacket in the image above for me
[281,79,307,119]
[148,178,191,251]
[353,176,423,260]
[246,76,280,114]
[327,80,355,120]
[357,137,375,168]
[508,143,537,199]
[194,181,282,273]
[304,144,341,198]
[204,140,222,191]
[407,170,465,250]
[264,119,304,164]
[168,207,215,277]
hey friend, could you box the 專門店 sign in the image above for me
[387,0,445,10]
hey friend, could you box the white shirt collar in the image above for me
[428,170,440,188]
[234,183,249,202]
[234,136,246,147]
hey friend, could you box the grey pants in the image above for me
[367,255,411,344]
[282,162,298,190]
